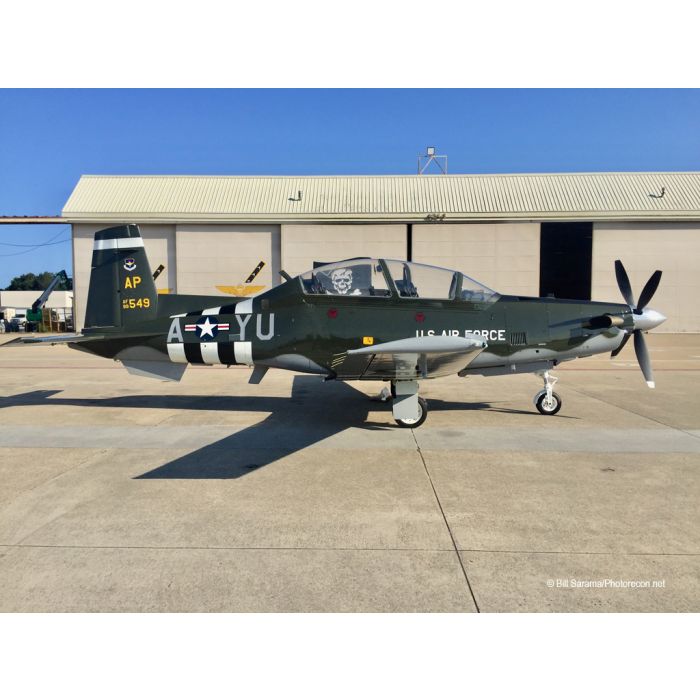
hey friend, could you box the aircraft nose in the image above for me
[633,308,667,331]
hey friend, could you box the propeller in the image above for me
[611,260,664,388]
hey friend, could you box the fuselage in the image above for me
[75,268,634,382]
[187,283,633,379]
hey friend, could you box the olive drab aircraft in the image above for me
[16,224,667,428]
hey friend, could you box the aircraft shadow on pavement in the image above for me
[1,377,561,479]
[137,377,393,479]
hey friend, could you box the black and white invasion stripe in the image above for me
[166,299,254,367]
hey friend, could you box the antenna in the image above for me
[417,146,447,175]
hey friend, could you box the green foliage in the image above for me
[4,271,73,291]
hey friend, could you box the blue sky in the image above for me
[1,88,699,287]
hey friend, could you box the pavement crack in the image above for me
[3,449,111,547]
[411,429,481,613]
[567,385,700,441]
[0,543,456,552]
[0,448,107,522]
[458,548,700,556]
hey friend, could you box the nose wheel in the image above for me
[534,370,562,415]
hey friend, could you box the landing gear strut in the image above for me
[533,370,562,416]
[392,380,428,428]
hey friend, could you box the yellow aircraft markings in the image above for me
[216,284,266,296]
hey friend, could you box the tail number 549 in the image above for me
[122,297,151,309]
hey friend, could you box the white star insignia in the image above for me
[197,317,218,338]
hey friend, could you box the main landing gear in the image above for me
[378,372,560,425]
[386,380,428,428]
[533,370,562,416]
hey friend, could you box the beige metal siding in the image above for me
[281,224,406,277]
[63,173,700,222]
[0,291,73,309]
[175,225,280,297]
[592,222,700,333]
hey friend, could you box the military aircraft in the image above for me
[16,224,666,428]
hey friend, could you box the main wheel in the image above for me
[535,391,562,416]
[394,396,428,428]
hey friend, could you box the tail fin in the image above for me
[84,225,158,329]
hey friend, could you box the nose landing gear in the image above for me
[534,370,562,415]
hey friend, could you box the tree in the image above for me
[5,271,73,291]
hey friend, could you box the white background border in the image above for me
[1,1,698,697]
[2,613,697,698]
[2,0,699,87]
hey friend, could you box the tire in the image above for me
[395,396,428,428]
[536,391,562,416]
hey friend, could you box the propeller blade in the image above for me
[634,330,655,388]
[614,260,635,308]
[636,270,663,312]
[611,332,631,357]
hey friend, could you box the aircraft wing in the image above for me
[347,334,487,380]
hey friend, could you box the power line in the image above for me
[0,238,71,257]
[0,226,72,257]
[0,225,69,247]
[0,240,67,247]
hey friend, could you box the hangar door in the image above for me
[539,222,593,300]
[175,225,281,297]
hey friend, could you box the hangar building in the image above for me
[62,172,700,332]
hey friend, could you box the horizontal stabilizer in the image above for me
[121,360,187,382]
[115,346,187,382]
[3,334,98,346]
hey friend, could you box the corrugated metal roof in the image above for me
[62,173,700,222]
[0,216,65,224]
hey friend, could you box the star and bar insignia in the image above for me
[184,316,230,339]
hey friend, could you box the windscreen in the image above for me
[384,260,498,302]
